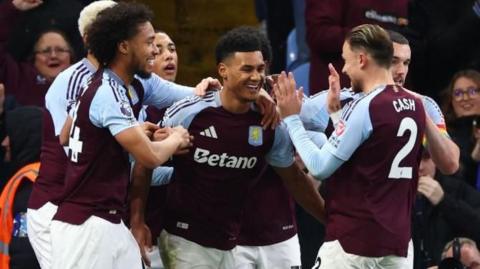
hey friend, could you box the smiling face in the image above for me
[128,21,158,79]
[451,76,480,117]
[341,41,364,93]
[152,32,178,82]
[219,51,265,104]
[33,32,72,81]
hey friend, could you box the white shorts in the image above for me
[312,240,414,269]
[234,234,302,269]
[27,201,58,269]
[158,230,235,269]
[50,216,142,269]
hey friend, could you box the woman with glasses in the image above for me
[0,0,74,107]
[441,69,480,188]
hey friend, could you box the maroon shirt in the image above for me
[162,93,285,250]
[305,0,408,93]
[324,86,425,257]
[238,166,297,246]
[53,70,143,224]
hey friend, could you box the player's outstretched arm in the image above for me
[129,161,154,267]
[115,125,190,169]
[274,163,326,223]
[424,116,460,175]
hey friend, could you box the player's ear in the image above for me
[118,40,129,55]
[358,52,368,69]
[218,63,228,81]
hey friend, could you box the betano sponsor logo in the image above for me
[193,148,257,169]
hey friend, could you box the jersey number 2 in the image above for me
[388,117,417,179]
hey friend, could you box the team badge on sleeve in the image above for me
[248,126,263,146]
[120,102,133,118]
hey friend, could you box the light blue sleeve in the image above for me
[322,100,373,161]
[283,115,343,179]
[283,101,372,180]
[139,73,194,109]
[45,75,70,136]
[307,130,328,147]
[300,91,329,132]
[422,95,450,137]
[151,166,174,186]
[89,84,139,136]
[265,124,295,168]
[162,94,212,128]
[299,89,354,132]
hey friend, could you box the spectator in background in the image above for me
[0,106,42,269]
[5,0,84,61]
[0,0,74,106]
[0,83,18,188]
[413,151,480,268]
[441,70,480,188]
[407,0,480,101]
[439,238,480,269]
[305,0,408,94]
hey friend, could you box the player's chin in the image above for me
[136,69,152,79]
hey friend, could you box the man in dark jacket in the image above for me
[413,150,480,268]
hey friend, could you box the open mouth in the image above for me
[163,63,176,73]
[47,62,61,68]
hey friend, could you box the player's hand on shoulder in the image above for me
[12,0,43,11]
[256,88,280,130]
[274,71,304,119]
[194,77,222,96]
[130,223,152,267]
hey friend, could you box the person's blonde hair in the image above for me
[78,0,117,38]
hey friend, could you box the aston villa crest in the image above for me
[248,126,263,146]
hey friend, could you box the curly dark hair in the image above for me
[215,26,262,65]
[86,2,153,67]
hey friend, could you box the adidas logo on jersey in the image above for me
[199,126,218,139]
[193,148,257,169]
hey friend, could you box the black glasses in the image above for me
[452,87,480,101]
[35,47,71,57]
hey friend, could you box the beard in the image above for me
[393,75,405,86]
[351,79,363,93]
[135,69,152,79]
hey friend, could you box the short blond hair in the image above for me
[78,0,117,38]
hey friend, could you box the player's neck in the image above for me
[362,68,394,93]
[110,60,134,86]
[220,88,251,114]
[86,53,99,70]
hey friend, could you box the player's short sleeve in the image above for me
[139,74,194,109]
[422,95,450,137]
[300,89,354,131]
[151,166,174,186]
[89,84,138,136]
[45,74,70,136]
[323,100,373,161]
[266,124,295,168]
[162,93,216,128]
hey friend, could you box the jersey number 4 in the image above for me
[388,117,417,179]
